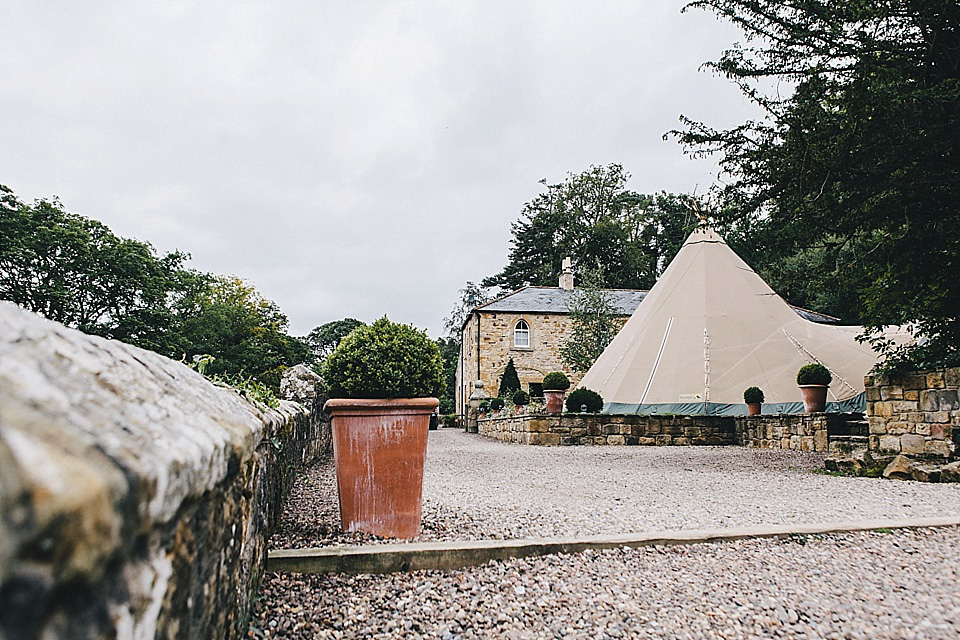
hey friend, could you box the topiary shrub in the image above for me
[322,316,444,399]
[512,389,530,405]
[743,386,764,404]
[490,397,504,411]
[498,358,522,397]
[542,371,571,391]
[566,387,603,413]
[478,400,489,413]
[797,363,832,386]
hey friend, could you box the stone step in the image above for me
[828,435,869,455]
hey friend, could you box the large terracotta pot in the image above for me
[324,397,438,539]
[747,402,762,415]
[799,385,828,413]
[544,390,566,414]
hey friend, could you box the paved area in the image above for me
[252,430,960,639]
[271,428,960,549]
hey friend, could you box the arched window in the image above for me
[514,319,530,348]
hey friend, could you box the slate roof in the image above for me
[473,286,841,324]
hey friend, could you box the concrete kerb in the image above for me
[268,515,960,575]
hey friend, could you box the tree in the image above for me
[435,336,460,414]
[672,1,960,368]
[306,318,365,363]
[482,165,697,291]
[497,358,522,398]
[443,281,495,337]
[560,269,622,373]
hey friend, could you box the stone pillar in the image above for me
[559,256,574,291]
[467,380,488,434]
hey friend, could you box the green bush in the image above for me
[498,358,522,397]
[490,397,504,410]
[542,371,571,391]
[512,389,530,405]
[566,387,603,413]
[442,413,458,428]
[322,316,444,399]
[743,386,765,404]
[479,400,489,413]
[797,363,832,386]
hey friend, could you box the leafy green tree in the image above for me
[443,281,495,337]
[560,269,622,373]
[435,336,460,414]
[306,318,365,363]
[0,186,196,353]
[497,358,522,397]
[673,0,960,368]
[482,165,697,291]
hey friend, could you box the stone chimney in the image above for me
[559,257,574,290]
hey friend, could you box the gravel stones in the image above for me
[253,527,960,639]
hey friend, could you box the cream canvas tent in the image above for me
[579,226,885,414]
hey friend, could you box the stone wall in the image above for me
[865,368,960,459]
[479,412,843,453]
[479,414,738,447]
[0,303,327,640]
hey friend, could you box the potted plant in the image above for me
[566,387,604,413]
[478,400,489,418]
[542,372,571,414]
[322,317,444,539]
[512,389,530,413]
[797,363,831,413]
[743,386,764,415]
[490,396,504,416]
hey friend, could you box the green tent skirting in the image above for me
[603,392,866,416]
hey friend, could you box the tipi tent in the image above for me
[579,226,885,414]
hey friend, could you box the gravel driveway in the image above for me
[271,428,960,548]
[254,430,960,639]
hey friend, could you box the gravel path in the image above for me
[253,526,960,639]
[270,429,960,549]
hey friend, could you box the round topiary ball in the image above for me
[490,397,505,410]
[322,316,444,399]
[743,386,765,404]
[797,363,832,386]
[512,389,530,405]
[542,371,571,391]
[566,387,604,413]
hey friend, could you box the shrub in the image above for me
[743,386,765,404]
[797,363,832,386]
[512,389,530,405]
[566,387,603,413]
[542,371,571,391]
[442,413,458,428]
[322,316,444,399]
[478,400,489,413]
[498,358,522,397]
[490,397,504,410]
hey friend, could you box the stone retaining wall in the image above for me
[479,413,840,452]
[0,303,327,640]
[865,367,960,458]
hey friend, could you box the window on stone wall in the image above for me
[529,382,543,398]
[514,319,530,348]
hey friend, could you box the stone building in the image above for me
[455,260,840,416]
[455,263,644,415]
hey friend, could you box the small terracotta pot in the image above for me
[799,385,828,413]
[544,390,566,414]
[747,402,762,415]
[325,397,438,539]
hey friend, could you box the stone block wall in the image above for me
[865,368,960,458]
[479,414,738,447]
[479,412,840,452]
[0,303,327,640]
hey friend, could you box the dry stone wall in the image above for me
[0,303,327,640]
[479,412,839,452]
[865,368,960,459]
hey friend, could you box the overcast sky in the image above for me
[1,1,759,338]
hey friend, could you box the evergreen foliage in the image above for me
[498,358,522,397]
[566,387,604,413]
[560,268,622,373]
[512,389,530,405]
[322,316,444,399]
[542,371,571,391]
[797,364,832,386]
[673,0,960,369]
[743,386,765,404]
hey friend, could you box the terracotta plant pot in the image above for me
[799,385,828,413]
[544,390,565,414]
[325,397,438,539]
[747,402,762,415]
